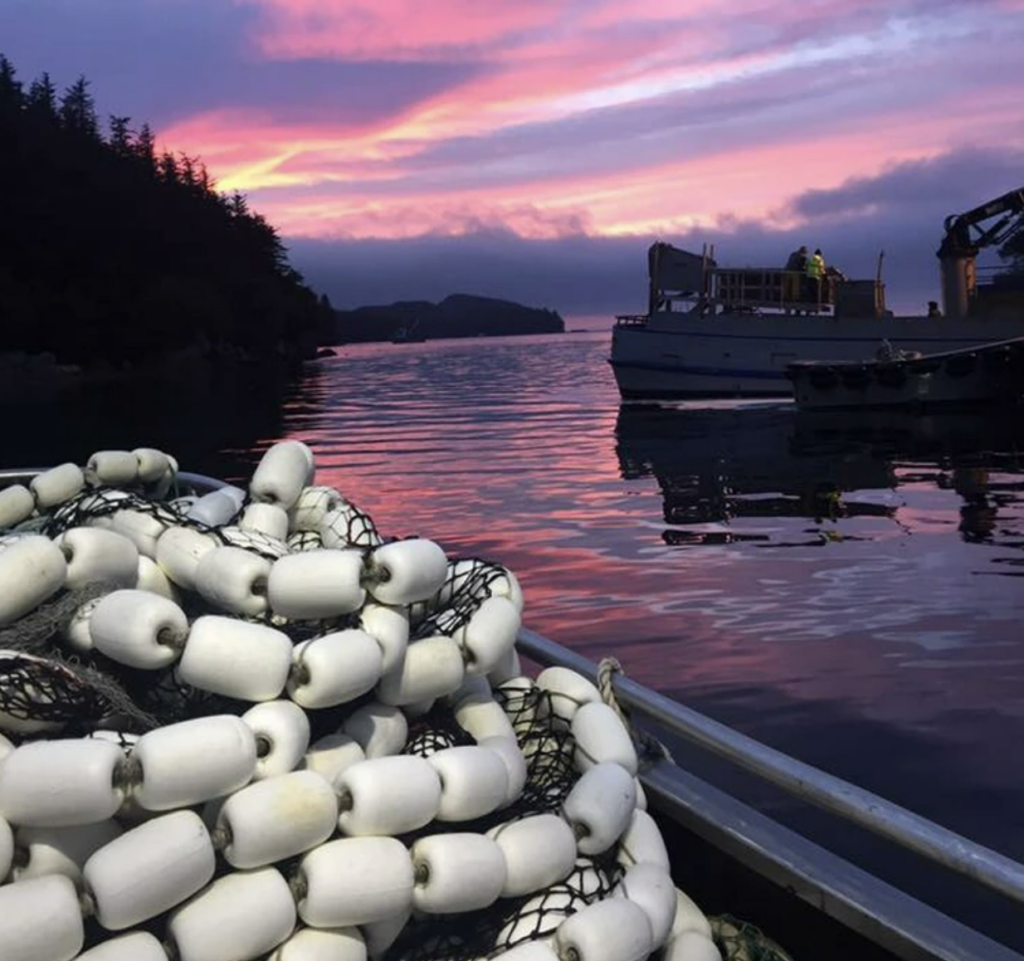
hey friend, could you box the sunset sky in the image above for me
[4,0,1024,315]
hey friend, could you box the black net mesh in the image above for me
[321,500,384,549]
[711,915,797,961]
[410,558,510,639]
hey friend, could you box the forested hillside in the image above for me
[0,55,332,367]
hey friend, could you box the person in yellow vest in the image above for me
[805,248,825,303]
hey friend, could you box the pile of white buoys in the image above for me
[0,442,724,961]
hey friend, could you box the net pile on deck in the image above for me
[0,443,723,961]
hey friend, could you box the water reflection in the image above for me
[615,402,1024,549]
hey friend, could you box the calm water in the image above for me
[6,331,1024,938]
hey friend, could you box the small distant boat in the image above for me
[785,336,1024,410]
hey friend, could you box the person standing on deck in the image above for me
[785,245,807,305]
[806,248,825,304]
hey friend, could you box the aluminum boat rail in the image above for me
[518,627,1024,961]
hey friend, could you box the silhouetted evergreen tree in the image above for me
[0,53,333,366]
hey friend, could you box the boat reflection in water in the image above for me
[614,401,1024,546]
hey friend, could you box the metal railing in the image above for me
[517,626,1024,911]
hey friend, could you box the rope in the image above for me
[596,657,673,764]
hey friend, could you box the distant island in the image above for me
[332,294,564,344]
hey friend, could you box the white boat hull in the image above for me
[609,313,1024,398]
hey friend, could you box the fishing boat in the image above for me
[609,188,1024,399]
[5,460,1023,961]
[785,336,1024,410]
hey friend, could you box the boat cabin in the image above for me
[636,242,887,321]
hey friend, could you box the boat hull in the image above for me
[609,313,1024,398]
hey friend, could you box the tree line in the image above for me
[0,54,333,366]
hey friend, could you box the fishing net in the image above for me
[0,455,799,961]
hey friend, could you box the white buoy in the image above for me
[477,735,528,806]
[0,484,35,529]
[361,910,411,960]
[377,635,465,706]
[186,485,247,527]
[571,702,639,776]
[0,535,67,626]
[667,889,713,941]
[536,667,601,727]
[617,809,671,872]
[554,899,654,961]
[428,746,509,822]
[29,462,85,509]
[74,931,170,960]
[487,645,523,687]
[288,630,383,709]
[662,932,722,961]
[0,730,13,760]
[411,833,507,914]
[454,692,516,743]
[0,738,124,827]
[240,502,291,541]
[303,733,366,782]
[86,450,139,487]
[457,596,521,675]
[334,756,441,836]
[297,836,415,928]
[267,550,366,619]
[0,812,12,880]
[12,820,122,884]
[194,546,272,617]
[88,589,188,670]
[495,887,574,949]
[289,486,345,533]
[132,447,171,484]
[133,715,257,811]
[167,867,297,961]
[243,700,311,779]
[83,810,216,930]
[561,763,637,856]
[364,539,448,605]
[487,814,577,897]
[134,554,180,601]
[613,863,678,948]
[359,603,409,674]
[0,874,84,961]
[178,615,292,702]
[216,771,338,869]
[342,703,408,760]
[250,440,315,510]
[268,926,368,961]
[108,508,168,559]
[56,527,139,591]
[154,525,218,591]
[490,942,559,961]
